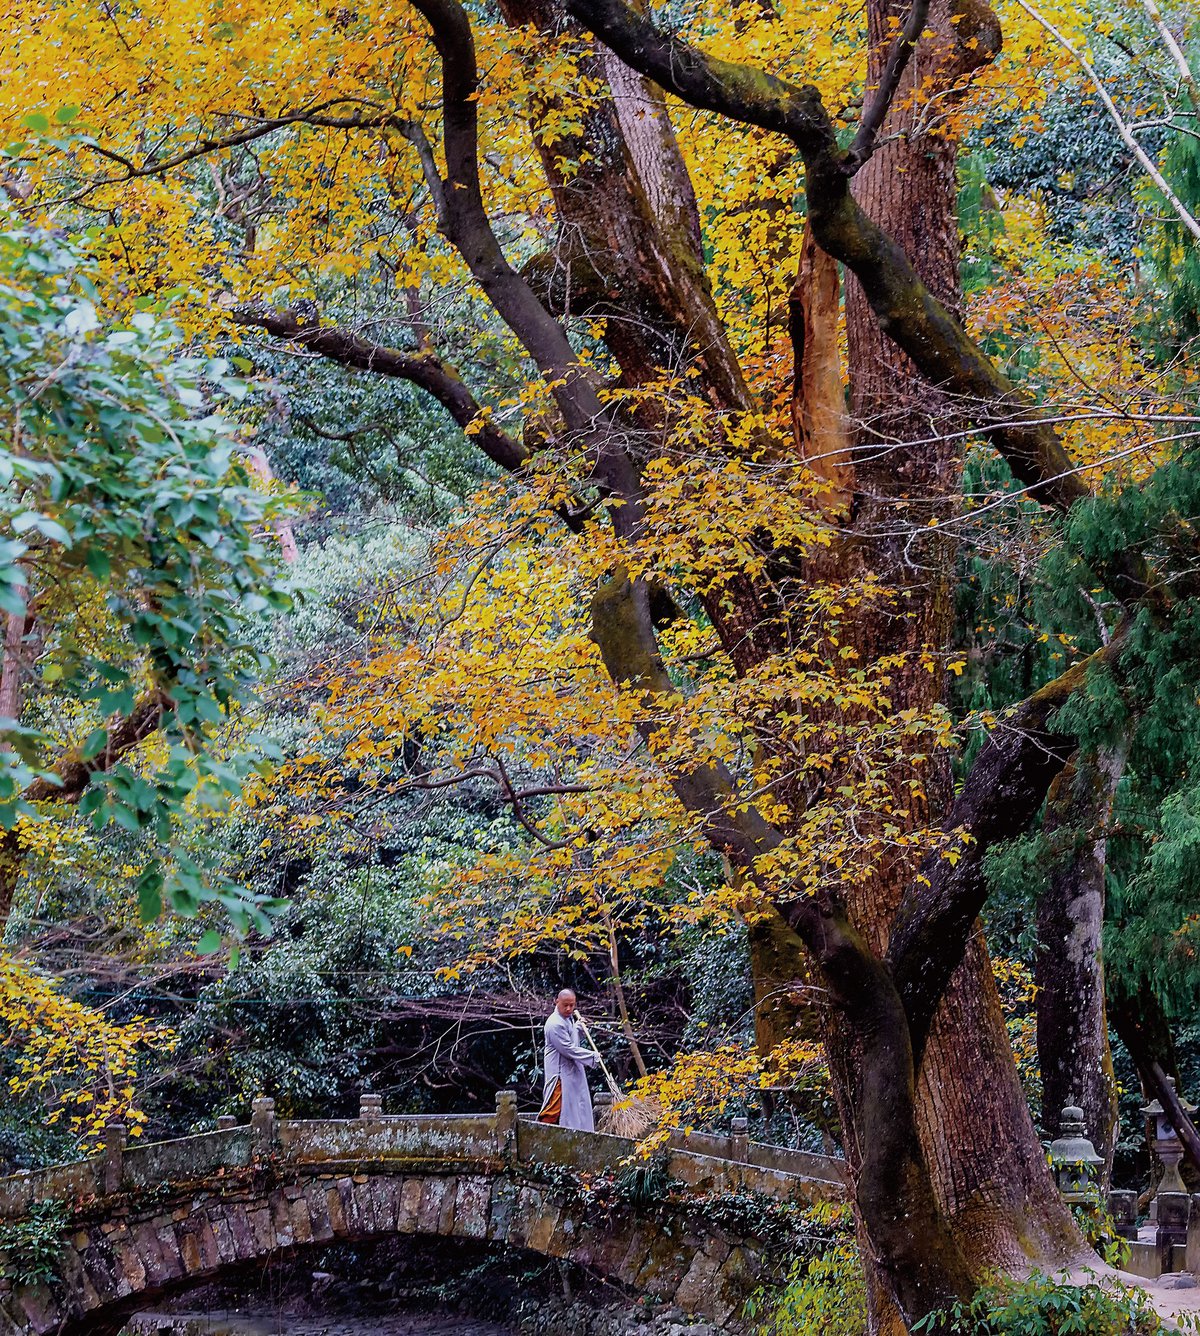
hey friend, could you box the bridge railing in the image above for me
[0,1089,845,1222]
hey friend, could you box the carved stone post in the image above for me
[359,1093,384,1122]
[495,1089,518,1141]
[216,1115,237,1131]
[730,1116,749,1163]
[250,1096,276,1158]
[102,1121,127,1195]
[1186,1195,1200,1275]
[1157,1191,1191,1252]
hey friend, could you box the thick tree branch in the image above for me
[847,0,932,171]
[230,302,529,473]
[0,691,171,929]
[409,0,646,536]
[561,0,839,154]
[22,691,171,805]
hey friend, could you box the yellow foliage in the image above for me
[0,955,175,1151]
[622,1037,829,1155]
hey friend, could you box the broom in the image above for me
[576,1012,660,1140]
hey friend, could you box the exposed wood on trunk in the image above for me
[1037,747,1125,1182]
[790,225,853,512]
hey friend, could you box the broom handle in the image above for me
[576,1014,625,1099]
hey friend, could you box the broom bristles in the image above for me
[597,1093,661,1140]
[576,1012,661,1139]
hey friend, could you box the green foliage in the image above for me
[0,213,295,930]
[613,1152,671,1208]
[1068,1186,1130,1269]
[913,1273,1196,1335]
[175,862,428,1114]
[0,1200,69,1287]
[745,1207,866,1336]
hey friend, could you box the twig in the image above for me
[1015,0,1200,242]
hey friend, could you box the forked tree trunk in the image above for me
[833,0,1081,1325]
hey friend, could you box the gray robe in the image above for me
[543,1011,597,1132]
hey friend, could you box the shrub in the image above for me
[913,1271,1199,1335]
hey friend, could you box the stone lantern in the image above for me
[1142,1078,1196,1197]
[1048,1105,1104,1202]
[1142,1078,1197,1248]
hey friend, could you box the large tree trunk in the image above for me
[387,3,1087,1323]
[833,0,1080,1323]
[1036,749,1124,1183]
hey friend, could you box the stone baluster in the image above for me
[496,1089,518,1139]
[359,1093,384,1122]
[1157,1191,1192,1253]
[730,1116,749,1163]
[250,1096,276,1158]
[102,1121,127,1195]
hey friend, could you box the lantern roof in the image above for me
[1141,1077,1197,1121]
[1048,1105,1104,1169]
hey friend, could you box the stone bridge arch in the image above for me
[0,1093,845,1334]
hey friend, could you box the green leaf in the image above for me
[53,105,80,124]
[111,804,143,834]
[80,727,109,761]
[196,929,222,955]
[85,547,111,581]
[137,870,163,923]
[22,112,50,133]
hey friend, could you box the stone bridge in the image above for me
[0,1093,846,1335]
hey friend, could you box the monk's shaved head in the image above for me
[557,989,576,1000]
[555,989,577,1017]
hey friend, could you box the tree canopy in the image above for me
[2,0,1200,1331]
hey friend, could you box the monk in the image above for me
[536,988,597,1131]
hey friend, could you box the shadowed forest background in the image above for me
[4,0,1200,1330]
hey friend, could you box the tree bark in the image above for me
[829,0,1079,1320]
[0,610,27,722]
[1036,748,1125,1182]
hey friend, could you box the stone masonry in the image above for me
[0,1093,845,1335]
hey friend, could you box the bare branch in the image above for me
[230,302,530,473]
[847,0,932,171]
[52,101,400,206]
